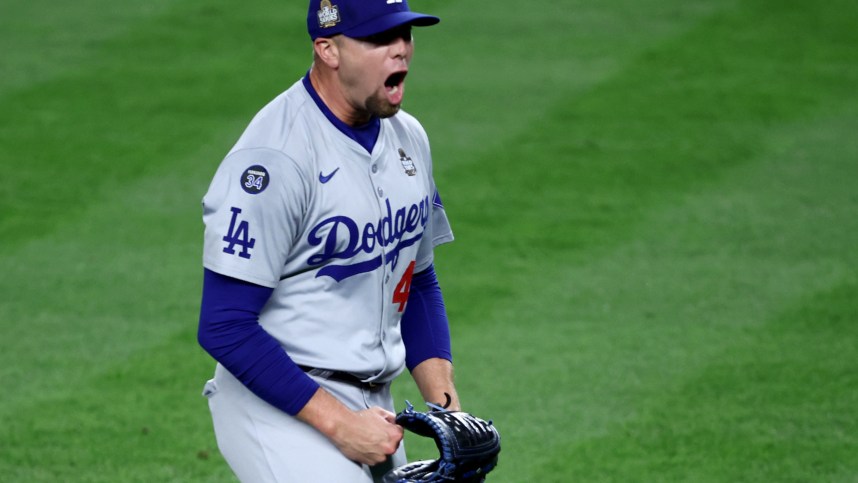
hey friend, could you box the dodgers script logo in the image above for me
[307,196,431,282]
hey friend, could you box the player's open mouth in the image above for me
[385,71,407,102]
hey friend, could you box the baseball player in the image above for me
[197,1,460,482]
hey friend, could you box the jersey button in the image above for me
[371,164,378,174]
[377,187,384,198]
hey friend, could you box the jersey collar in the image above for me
[302,73,380,154]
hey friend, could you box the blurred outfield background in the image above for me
[1,0,857,481]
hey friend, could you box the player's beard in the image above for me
[365,91,401,119]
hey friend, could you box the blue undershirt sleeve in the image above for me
[197,268,319,416]
[400,264,453,371]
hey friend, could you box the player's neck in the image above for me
[308,66,372,127]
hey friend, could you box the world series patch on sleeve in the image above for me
[383,401,501,483]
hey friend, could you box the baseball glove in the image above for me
[383,399,501,482]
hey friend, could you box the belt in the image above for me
[298,365,385,391]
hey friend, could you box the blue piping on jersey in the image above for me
[302,73,380,154]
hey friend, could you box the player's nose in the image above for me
[389,35,411,60]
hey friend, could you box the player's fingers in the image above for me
[382,429,403,455]
[370,409,403,452]
[368,406,397,423]
[382,410,398,424]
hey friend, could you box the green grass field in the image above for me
[2,0,857,481]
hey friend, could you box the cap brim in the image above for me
[343,11,440,38]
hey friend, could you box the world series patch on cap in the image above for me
[307,0,440,40]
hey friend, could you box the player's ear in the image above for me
[313,37,340,68]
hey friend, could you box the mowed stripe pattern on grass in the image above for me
[1,0,856,481]
[421,0,858,481]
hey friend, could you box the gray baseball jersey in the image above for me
[202,77,453,383]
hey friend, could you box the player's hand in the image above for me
[332,407,404,465]
[297,389,403,466]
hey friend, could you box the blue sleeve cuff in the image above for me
[198,269,319,415]
[400,264,452,371]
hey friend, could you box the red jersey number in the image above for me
[393,261,417,312]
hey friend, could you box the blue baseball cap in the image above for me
[308,0,440,40]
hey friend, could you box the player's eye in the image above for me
[361,26,412,46]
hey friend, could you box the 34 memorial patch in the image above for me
[241,165,270,194]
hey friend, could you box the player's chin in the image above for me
[378,104,402,119]
[366,94,402,119]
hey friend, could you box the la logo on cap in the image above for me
[318,0,340,28]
